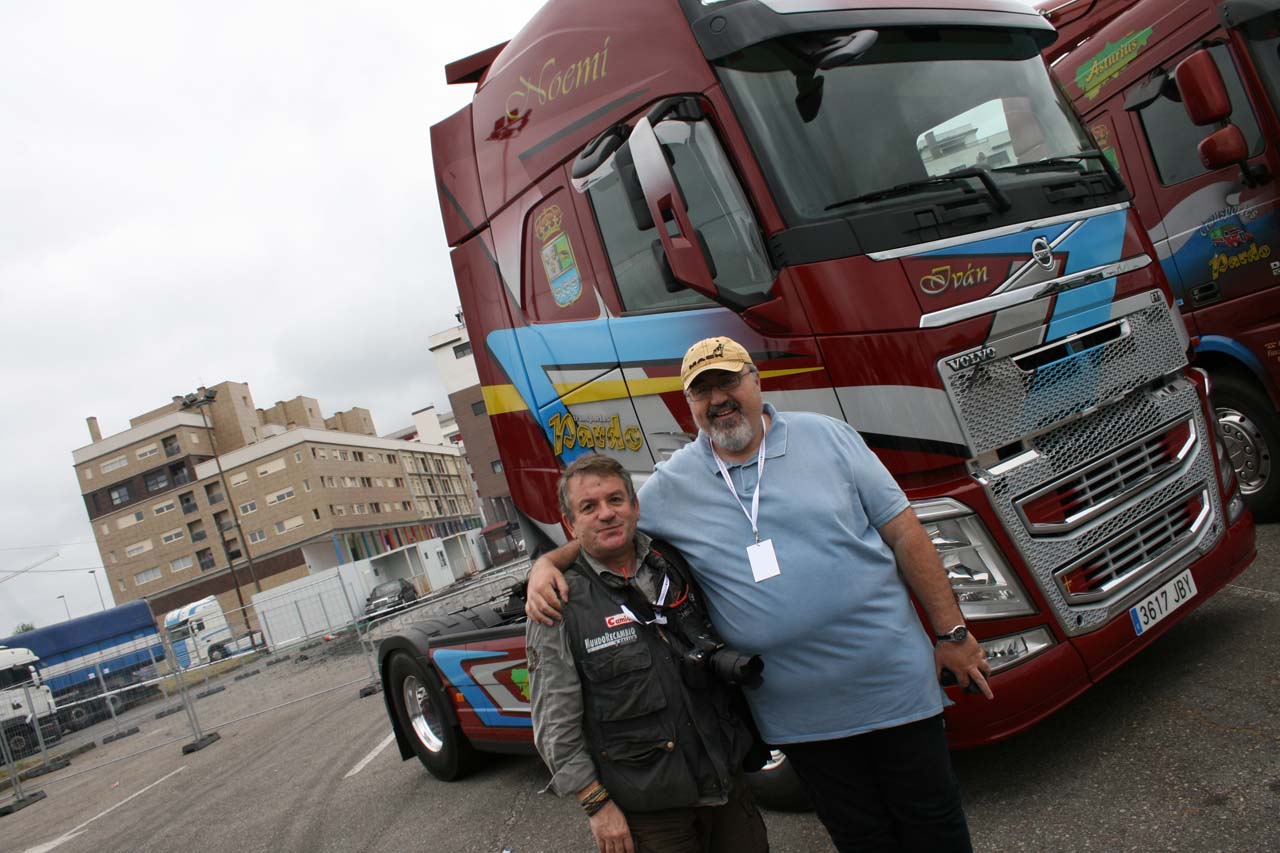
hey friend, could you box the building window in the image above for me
[163,435,182,457]
[394,478,404,488]
[117,578,127,592]
[144,470,170,493]
[267,486,295,506]
[353,451,365,462]
[491,459,504,474]
[109,485,132,506]
[134,567,162,585]
[453,341,472,359]
[170,555,193,572]
[401,501,412,512]
[312,508,321,520]
[303,479,312,492]
[448,498,459,514]
[239,500,257,515]
[387,454,397,464]
[294,450,303,463]
[109,551,118,564]
[274,515,304,534]
[188,432,200,445]
[162,528,185,544]
[257,458,286,478]
[434,458,446,474]
[331,504,346,516]
[125,540,153,558]
[154,500,176,516]
[197,548,215,570]
[117,511,144,531]
[248,529,267,544]
[471,400,486,416]
[136,443,159,460]
[204,484,225,505]
[338,450,350,461]
[84,468,93,481]
[370,502,382,514]
[230,472,249,487]
[101,455,128,474]
[354,504,367,515]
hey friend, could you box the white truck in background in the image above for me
[0,646,62,759]
[164,597,257,668]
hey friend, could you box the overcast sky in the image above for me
[0,1,541,633]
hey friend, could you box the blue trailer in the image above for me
[0,600,166,731]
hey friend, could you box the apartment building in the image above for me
[428,315,517,525]
[73,382,481,620]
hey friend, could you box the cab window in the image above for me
[585,119,773,313]
[1135,44,1264,185]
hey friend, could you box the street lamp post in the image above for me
[180,388,262,641]
[56,595,70,621]
[88,570,107,611]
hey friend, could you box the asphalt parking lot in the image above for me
[3,524,1277,853]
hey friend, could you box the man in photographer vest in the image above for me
[528,336,993,853]
[527,454,768,853]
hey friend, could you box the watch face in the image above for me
[941,626,968,643]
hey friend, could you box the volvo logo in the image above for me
[1031,236,1054,270]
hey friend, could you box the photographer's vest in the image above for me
[562,544,753,813]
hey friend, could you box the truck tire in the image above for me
[746,750,812,812]
[387,652,474,781]
[63,704,90,732]
[1213,373,1278,521]
[3,723,36,760]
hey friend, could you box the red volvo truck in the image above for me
[381,0,1261,782]
[1039,0,1280,517]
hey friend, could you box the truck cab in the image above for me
[165,596,242,667]
[428,0,1256,749]
[0,646,61,759]
[1040,0,1280,516]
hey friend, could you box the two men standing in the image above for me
[527,336,992,853]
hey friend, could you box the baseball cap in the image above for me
[680,337,754,391]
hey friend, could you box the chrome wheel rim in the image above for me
[403,674,445,753]
[1218,407,1271,495]
[761,749,787,772]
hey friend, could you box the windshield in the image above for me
[0,666,33,690]
[1241,12,1280,119]
[716,27,1097,224]
[167,619,192,641]
[372,582,401,597]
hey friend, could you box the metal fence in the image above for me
[1,557,530,818]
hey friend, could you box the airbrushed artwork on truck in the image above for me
[480,207,1142,466]
[430,647,532,728]
[1148,181,1280,303]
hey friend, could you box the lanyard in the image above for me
[712,417,767,543]
[620,575,671,626]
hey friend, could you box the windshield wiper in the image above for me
[993,152,1123,190]
[825,166,1012,213]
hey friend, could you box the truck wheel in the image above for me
[64,704,90,731]
[209,647,228,661]
[1213,373,1279,521]
[387,652,474,781]
[3,723,35,760]
[746,750,812,812]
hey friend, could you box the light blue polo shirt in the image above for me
[637,404,944,744]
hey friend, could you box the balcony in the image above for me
[190,530,207,542]
[199,558,216,571]
[164,444,181,458]
[226,548,242,561]
[218,520,234,533]
[207,493,225,505]
[181,503,198,515]
[173,470,192,486]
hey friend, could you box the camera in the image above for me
[682,631,763,689]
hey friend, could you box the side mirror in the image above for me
[1175,50,1231,125]
[627,116,719,301]
[1199,124,1247,169]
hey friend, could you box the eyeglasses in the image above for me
[685,371,747,401]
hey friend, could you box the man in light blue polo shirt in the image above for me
[528,336,992,853]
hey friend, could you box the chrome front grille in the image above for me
[977,377,1222,636]
[942,299,1187,456]
[1016,416,1197,533]
[1053,488,1210,604]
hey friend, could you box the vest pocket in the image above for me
[599,734,700,811]
[580,645,666,722]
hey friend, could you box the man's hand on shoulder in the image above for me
[934,634,994,700]
[525,541,580,625]
[587,800,634,853]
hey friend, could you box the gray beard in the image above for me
[708,414,754,453]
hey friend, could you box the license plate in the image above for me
[1129,569,1197,636]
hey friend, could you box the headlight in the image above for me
[913,498,1035,619]
[981,627,1055,673]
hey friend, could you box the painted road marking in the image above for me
[25,766,186,853]
[344,732,396,779]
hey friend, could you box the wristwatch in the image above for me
[936,624,969,644]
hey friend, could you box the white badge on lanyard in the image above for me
[713,417,781,582]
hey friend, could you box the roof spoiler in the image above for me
[445,41,509,85]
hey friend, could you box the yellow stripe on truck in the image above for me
[482,366,824,415]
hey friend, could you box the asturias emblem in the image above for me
[1031,236,1054,271]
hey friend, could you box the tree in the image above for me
[12,622,35,634]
